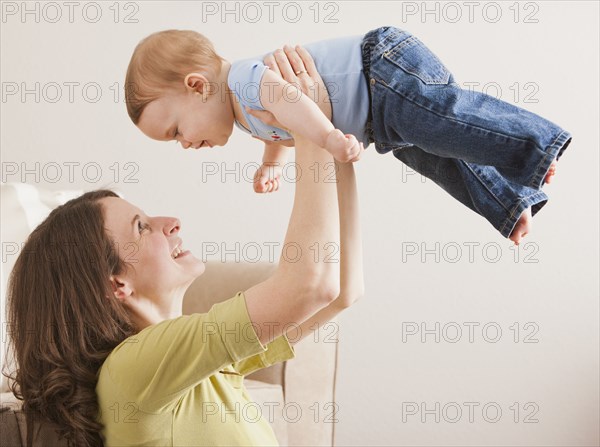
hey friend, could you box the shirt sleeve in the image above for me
[232,333,296,377]
[227,57,294,142]
[228,57,269,110]
[103,291,269,413]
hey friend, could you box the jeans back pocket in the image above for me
[383,35,451,85]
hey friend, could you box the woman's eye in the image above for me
[138,221,149,234]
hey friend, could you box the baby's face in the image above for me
[137,88,234,149]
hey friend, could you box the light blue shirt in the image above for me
[227,34,370,147]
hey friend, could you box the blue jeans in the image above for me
[361,26,572,239]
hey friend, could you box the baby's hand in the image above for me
[325,129,364,163]
[253,162,283,193]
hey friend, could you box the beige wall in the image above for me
[1,1,598,445]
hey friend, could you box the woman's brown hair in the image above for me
[3,189,137,446]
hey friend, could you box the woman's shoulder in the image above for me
[95,292,270,412]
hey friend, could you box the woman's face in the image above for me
[100,197,205,303]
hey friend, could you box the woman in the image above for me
[4,47,364,446]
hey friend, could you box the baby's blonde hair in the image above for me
[125,30,225,124]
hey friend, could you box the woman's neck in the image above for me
[127,292,185,332]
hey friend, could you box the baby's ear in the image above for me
[184,73,210,94]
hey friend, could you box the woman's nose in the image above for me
[181,140,191,149]
[164,217,181,235]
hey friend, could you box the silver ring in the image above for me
[295,70,307,76]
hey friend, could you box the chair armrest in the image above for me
[280,316,339,446]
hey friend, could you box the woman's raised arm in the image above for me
[243,45,364,346]
[270,46,364,344]
[243,130,343,345]
[286,159,364,345]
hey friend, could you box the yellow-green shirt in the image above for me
[95,291,295,446]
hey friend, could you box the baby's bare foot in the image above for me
[509,207,532,246]
[545,159,557,184]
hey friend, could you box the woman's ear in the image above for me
[184,73,210,95]
[109,275,133,302]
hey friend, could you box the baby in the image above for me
[125,26,572,245]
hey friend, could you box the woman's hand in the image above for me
[267,45,332,119]
[246,44,332,130]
